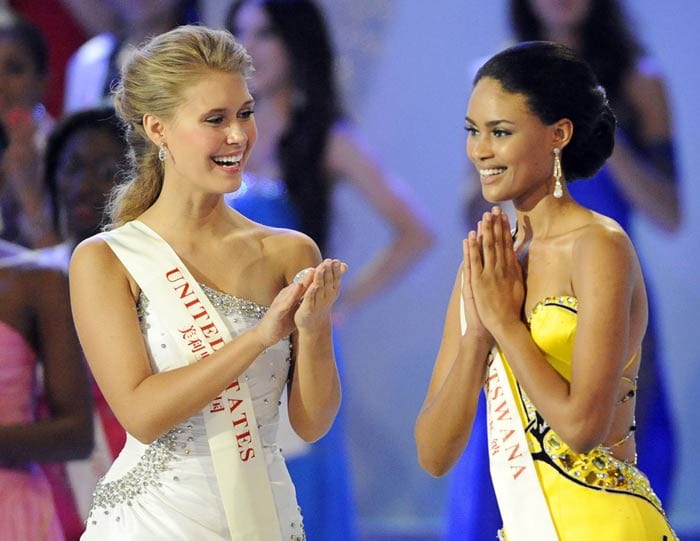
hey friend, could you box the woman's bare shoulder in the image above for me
[571,213,639,280]
[262,227,321,265]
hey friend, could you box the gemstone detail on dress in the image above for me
[86,424,194,524]
[527,295,578,322]
[138,284,269,323]
[88,431,177,522]
[543,428,663,511]
[200,284,269,319]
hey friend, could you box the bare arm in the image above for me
[472,212,639,453]
[0,268,92,465]
[69,237,306,444]
[284,236,346,442]
[415,262,493,477]
[326,123,434,313]
[607,61,680,231]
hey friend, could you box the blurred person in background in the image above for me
[226,1,434,539]
[40,106,128,539]
[0,15,58,248]
[63,0,200,113]
[0,102,93,540]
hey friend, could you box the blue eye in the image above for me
[238,109,255,120]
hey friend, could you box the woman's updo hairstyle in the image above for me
[107,25,253,227]
[474,41,616,181]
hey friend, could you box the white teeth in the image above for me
[480,168,506,176]
[213,154,243,166]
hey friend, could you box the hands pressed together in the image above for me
[255,259,349,347]
[462,207,525,341]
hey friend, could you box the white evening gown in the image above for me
[81,285,306,540]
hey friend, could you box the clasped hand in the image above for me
[256,259,348,347]
[463,207,525,337]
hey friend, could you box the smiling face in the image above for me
[157,70,257,195]
[231,2,292,96]
[466,77,558,208]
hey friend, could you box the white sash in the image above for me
[101,220,282,541]
[460,274,558,540]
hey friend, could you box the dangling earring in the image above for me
[553,147,563,199]
[158,142,167,162]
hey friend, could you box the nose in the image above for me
[226,122,247,145]
[467,134,493,162]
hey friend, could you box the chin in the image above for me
[482,189,510,204]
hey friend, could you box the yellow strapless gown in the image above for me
[500,296,677,540]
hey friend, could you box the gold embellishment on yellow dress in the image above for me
[518,387,663,514]
[543,429,663,512]
[527,295,578,322]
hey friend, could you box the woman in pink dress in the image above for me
[0,125,93,539]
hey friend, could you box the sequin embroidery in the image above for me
[87,426,190,524]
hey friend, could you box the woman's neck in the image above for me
[140,186,231,238]
[514,194,578,242]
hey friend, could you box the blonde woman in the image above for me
[70,25,345,540]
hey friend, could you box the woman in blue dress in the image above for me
[226,2,435,540]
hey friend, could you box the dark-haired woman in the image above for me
[415,42,677,540]
[226,2,434,539]
[0,110,93,539]
[506,0,679,506]
[40,107,128,539]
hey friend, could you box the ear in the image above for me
[142,113,166,146]
[552,118,574,149]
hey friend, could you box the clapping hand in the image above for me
[293,259,348,331]
[256,279,307,348]
[254,259,348,347]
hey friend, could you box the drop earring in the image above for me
[158,142,167,162]
[553,147,563,199]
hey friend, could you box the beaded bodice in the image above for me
[87,285,298,530]
[137,284,293,451]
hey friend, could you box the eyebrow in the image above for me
[464,116,516,127]
[203,100,255,114]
